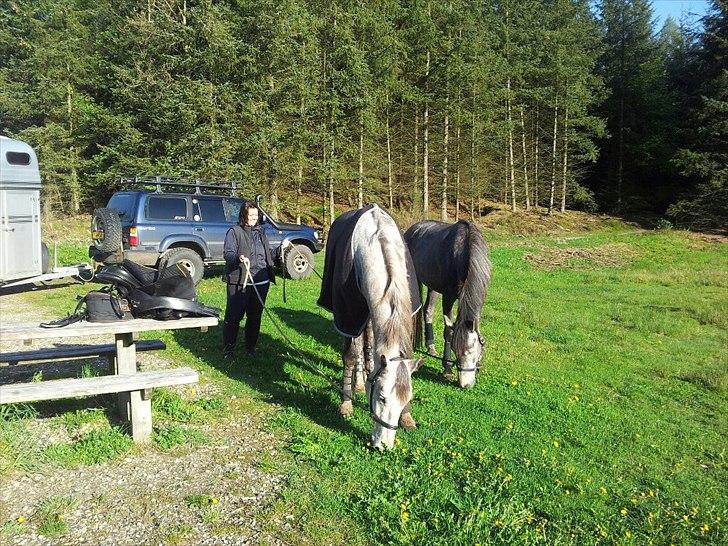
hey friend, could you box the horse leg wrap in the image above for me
[355,353,366,393]
[425,323,436,355]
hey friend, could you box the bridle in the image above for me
[365,356,415,431]
[416,334,485,373]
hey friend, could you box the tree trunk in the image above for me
[549,95,559,215]
[470,90,476,221]
[386,102,393,210]
[534,106,539,210]
[561,107,569,213]
[66,67,80,214]
[506,78,516,212]
[321,143,327,236]
[441,95,449,222]
[520,106,530,211]
[413,112,419,214]
[455,122,461,221]
[358,115,364,208]
[329,133,335,225]
[423,50,430,218]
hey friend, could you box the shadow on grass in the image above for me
[173,306,368,442]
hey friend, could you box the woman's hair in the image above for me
[239,202,260,225]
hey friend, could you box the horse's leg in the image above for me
[424,289,440,356]
[355,321,373,393]
[341,335,362,417]
[442,295,457,381]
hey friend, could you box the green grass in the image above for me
[5,226,727,544]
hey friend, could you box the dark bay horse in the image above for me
[404,220,491,388]
[318,204,422,449]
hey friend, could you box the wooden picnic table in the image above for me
[0,317,218,442]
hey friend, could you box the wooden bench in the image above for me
[0,368,198,404]
[0,339,166,366]
[0,317,218,442]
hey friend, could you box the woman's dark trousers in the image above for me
[223,282,269,353]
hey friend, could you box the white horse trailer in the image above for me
[0,136,92,289]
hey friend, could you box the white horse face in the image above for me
[446,317,485,389]
[367,356,420,450]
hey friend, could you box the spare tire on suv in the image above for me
[91,208,123,252]
[159,247,205,285]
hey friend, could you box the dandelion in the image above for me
[511,380,518,386]
[506,422,514,432]
[553,440,560,448]
[505,473,513,482]
[494,519,504,528]
[625,530,633,538]
[691,506,699,515]
[682,515,689,522]
[212,497,219,504]
[16,516,25,524]
[620,507,628,516]
[700,524,710,535]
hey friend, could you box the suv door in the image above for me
[192,196,230,260]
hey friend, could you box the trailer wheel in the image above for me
[91,208,123,252]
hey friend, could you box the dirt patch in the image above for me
[524,243,638,270]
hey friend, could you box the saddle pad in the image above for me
[317,204,421,337]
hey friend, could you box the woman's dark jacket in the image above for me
[223,224,276,286]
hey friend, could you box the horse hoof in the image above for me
[339,400,353,417]
[399,412,417,431]
[427,344,437,357]
[443,372,455,382]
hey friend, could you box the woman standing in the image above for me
[222,202,275,358]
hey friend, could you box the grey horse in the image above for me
[404,220,491,388]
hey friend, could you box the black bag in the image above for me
[85,290,133,322]
[40,287,131,328]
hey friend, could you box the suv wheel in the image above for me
[160,247,205,285]
[91,208,123,252]
[284,244,314,280]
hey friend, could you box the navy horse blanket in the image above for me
[317,204,421,337]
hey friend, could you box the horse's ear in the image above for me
[380,354,387,368]
[444,315,454,328]
[408,357,424,374]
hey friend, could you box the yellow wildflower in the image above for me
[212,497,219,504]
[620,507,628,516]
[625,530,632,538]
[700,524,710,534]
[553,440,560,448]
[16,516,25,524]
[505,473,513,482]
[599,486,607,495]
[511,380,518,386]
[682,515,689,522]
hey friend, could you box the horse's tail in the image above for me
[413,282,424,350]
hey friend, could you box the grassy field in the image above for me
[2,222,727,544]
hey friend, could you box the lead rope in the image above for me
[239,260,374,418]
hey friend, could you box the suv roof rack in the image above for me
[119,175,241,196]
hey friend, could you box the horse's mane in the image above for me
[452,222,491,352]
[375,209,414,357]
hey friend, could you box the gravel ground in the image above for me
[0,292,287,545]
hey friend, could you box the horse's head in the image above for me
[367,354,422,450]
[446,316,485,388]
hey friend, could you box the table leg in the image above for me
[115,332,152,443]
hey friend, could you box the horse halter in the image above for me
[365,357,408,431]
[445,334,486,373]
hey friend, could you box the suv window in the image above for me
[223,198,244,223]
[146,196,188,220]
[108,193,136,221]
[194,198,226,223]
